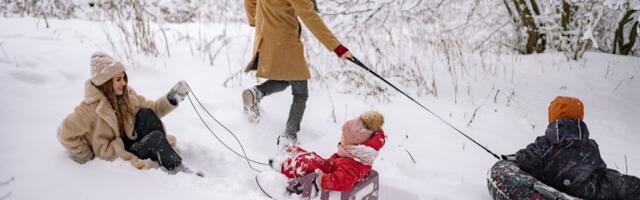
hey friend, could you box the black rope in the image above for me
[347,57,500,160]
[184,83,268,172]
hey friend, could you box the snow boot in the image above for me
[242,87,262,123]
[171,163,205,177]
[268,158,275,170]
[286,182,305,195]
[267,153,287,173]
[287,172,319,198]
[131,130,182,171]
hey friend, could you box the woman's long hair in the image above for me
[95,73,132,136]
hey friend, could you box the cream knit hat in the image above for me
[89,52,125,86]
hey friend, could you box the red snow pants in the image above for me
[281,146,331,178]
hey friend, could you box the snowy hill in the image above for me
[1,17,639,200]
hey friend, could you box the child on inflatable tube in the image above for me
[502,96,640,200]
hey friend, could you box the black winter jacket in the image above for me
[514,119,607,198]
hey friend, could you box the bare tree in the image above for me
[613,9,639,55]
[503,0,546,54]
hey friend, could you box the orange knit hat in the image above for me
[548,96,584,123]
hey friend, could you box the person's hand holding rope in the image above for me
[334,44,353,60]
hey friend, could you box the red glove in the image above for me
[334,44,349,58]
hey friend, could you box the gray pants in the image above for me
[256,80,308,137]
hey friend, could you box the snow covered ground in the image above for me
[0,17,639,199]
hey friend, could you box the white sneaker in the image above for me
[242,87,261,123]
[276,134,297,151]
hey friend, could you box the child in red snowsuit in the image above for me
[275,111,385,192]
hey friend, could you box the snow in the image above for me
[256,171,293,199]
[1,17,639,200]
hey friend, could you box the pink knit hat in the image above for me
[341,111,384,145]
[341,118,372,145]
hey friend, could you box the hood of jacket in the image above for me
[544,119,590,146]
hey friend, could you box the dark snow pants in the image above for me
[589,168,640,200]
[255,80,308,138]
[123,107,182,171]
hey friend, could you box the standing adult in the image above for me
[242,0,352,146]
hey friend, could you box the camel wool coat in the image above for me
[57,81,177,169]
[244,0,342,80]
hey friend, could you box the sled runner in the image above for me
[256,175,275,199]
[256,170,379,200]
[255,171,293,199]
[287,171,379,200]
[487,160,581,200]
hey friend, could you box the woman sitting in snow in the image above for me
[501,96,640,199]
[271,111,385,192]
[57,52,189,173]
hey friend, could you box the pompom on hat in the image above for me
[89,52,125,86]
[548,96,584,123]
[360,111,384,131]
[341,111,384,145]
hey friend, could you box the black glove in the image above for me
[501,154,516,161]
